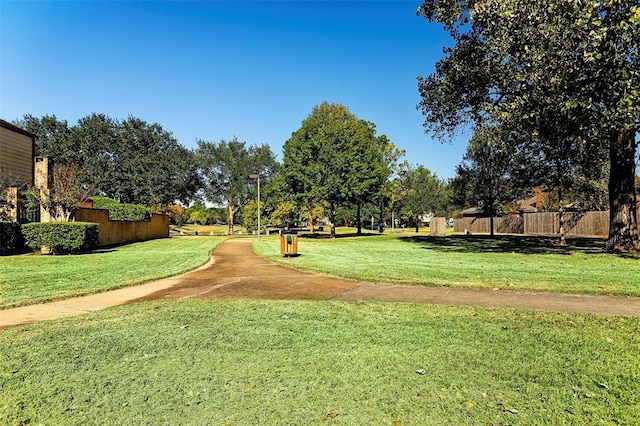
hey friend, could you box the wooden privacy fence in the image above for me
[75,208,169,246]
[454,216,524,234]
[453,211,637,237]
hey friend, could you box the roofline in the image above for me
[0,119,37,139]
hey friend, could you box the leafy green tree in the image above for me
[450,126,514,236]
[16,114,201,207]
[366,135,405,234]
[163,204,189,226]
[269,201,298,227]
[395,164,449,232]
[196,137,277,234]
[188,210,209,226]
[15,114,75,163]
[107,116,200,206]
[281,102,389,237]
[242,200,265,232]
[417,0,639,251]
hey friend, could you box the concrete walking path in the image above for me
[2,238,639,329]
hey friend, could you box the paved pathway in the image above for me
[2,239,639,329]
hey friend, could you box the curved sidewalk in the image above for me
[2,238,639,329]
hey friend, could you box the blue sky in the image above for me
[1,1,468,179]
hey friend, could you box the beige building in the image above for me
[1,119,37,221]
[1,119,36,186]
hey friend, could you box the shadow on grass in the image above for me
[399,234,609,255]
[299,232,385,239]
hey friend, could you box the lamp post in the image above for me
[249,173,260,240]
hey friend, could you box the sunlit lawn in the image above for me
[254,232,640,296]
[0,236,224,309]
[169,224,238,235]
[1,299,638,425]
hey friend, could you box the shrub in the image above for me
[22,222,99,254]
[91,196,150,221]
[0,222,22,255]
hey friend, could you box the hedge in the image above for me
[0,222,22,255]
[22,222,99,255]
[91,196,150,221]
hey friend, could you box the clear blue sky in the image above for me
[1,1,468,179]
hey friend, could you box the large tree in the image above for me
[16,114,200,207]
[107,116,200,206]
[17,114,75,163]
[395,163,450,232]
[417,0,639,251]
[281,102,389,237]
[450,126,514,236]
[196,137,278,234]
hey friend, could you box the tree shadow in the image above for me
[299,232,385,239]
[399,234,609,255]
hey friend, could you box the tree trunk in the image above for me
[488,196,495,237]
[489,214,494,237]
[415,215,419,233]
[228,205,235,234]
[329,203,336,238]
[558,187,565,245]
[307,201,315,234]
[356,203,362,234]
[606,129,639,252]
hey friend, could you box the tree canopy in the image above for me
[417,0,639,251]
[281,102,391,236]
[196,137,278,234]
[394,163,450,231]
[17,114,200,207]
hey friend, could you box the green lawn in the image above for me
[0,236,224,309]
[254,233,640,296]
[1,299,638,425]
[170,223,244,236]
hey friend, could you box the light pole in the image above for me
[249,173,260,240]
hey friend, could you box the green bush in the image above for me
[0,222,22,255]
[22,222,99,254]
[91,197,150,221]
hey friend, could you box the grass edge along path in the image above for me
[1,299,638,425]
[0,236,225,309]
[253,234,640,297]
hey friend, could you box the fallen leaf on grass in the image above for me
[462,399,475,408]
[415,369,426,375]
[180,324,189,329]
[326,412,339,419]
[497,402,518,414]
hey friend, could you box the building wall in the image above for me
[75,207,169,247]
[0,121,35,186]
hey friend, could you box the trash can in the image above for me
[280,233,298,257]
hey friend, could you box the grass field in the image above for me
[170,224,249,236]
[254,233,640,296]
[1,299,638,425]
[0,236,224,309]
